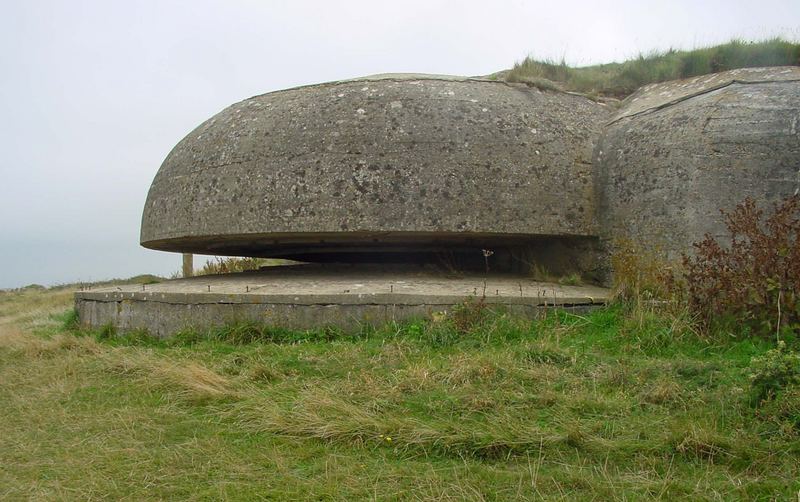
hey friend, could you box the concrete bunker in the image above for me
[140,74,611,279]
[76,67,800,335]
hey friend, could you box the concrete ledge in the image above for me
[74,291,603,307]
[75,298,603,337]
[74,266,610,337]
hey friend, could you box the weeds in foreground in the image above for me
[106,351,235,402]
[748,341,800,405]
[609,195,800,344]
[610,238,681,307]
[684,195,800,339]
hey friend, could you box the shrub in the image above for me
[748,341,800,406]
[450,297,490,335]
[757,386,800,434]
[610,238,679,304]
[683,196,800,338]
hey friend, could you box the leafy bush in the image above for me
[757,386,800,434]
[683,196,800,337]
[748,341,800,406]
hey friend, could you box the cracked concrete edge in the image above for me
[610,66,800,123]
[74,291,607,307]
[609,78,800,125]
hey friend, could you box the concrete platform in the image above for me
[75,265,611,337]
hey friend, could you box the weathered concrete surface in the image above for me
[613,66,800,121]
[595,66,800,261]
[141,74,611,259]
[99,67,800,335]
[75,265,610,336]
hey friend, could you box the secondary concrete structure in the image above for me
[77,67,800,336]
[596,67,800,260]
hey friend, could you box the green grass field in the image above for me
[1,285,799,500]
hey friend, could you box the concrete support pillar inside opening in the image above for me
[182,253,193,278]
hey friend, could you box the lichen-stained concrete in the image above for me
[611,66,800,121]
[75,265,610,337]
[141,74,611,258]
[595,66,800,261]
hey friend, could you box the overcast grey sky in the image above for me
[0,0,797,288]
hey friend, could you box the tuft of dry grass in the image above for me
[103,351,236,401]
[640,378,684,407]
[0,325,103,357]
[229,387,574,459]
[671,425,734,462]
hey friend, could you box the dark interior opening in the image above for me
[143,231,606,283]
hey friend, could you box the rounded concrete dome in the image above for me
[141,74,609,264]
[595,67,800,260]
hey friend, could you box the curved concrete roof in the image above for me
[596,67,800,260]
[611,66,800,122]
[141,75,610,258]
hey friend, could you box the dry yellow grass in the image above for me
[0,287,74,329]
[2,285,799,499]
[0,325,103,357]
[104,351,236,401]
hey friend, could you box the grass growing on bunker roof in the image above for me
[504,37,800,98]
[2,284,800,500]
